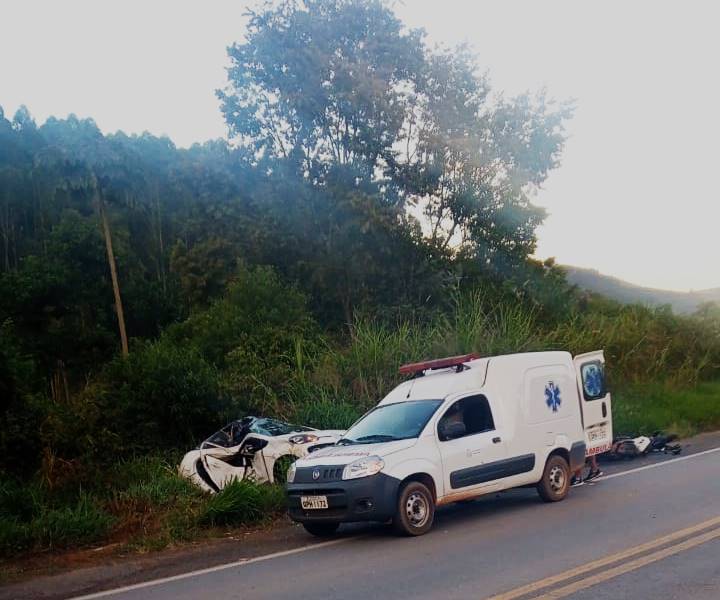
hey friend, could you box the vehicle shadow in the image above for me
[337,487,548,539]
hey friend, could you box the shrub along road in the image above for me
[3,431,720,600]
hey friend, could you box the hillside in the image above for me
[564,266,720,314]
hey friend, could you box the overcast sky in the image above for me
[1,0,718,291]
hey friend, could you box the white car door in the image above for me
[574,350,613,456]
[435,393,509,499]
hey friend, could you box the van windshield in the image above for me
[338,400,443,445]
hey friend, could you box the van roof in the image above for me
[378,351,572,405]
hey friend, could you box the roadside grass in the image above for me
[613,381,720,438]
[0,484,114,556]
[31,494,115,550]
[199,479,285,526]
[0,456,285,560]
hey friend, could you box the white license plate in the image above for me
[587,426,607,442]
[301,495,328,510]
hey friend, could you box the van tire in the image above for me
[393,481,435,536]
[302,522,339,537]
[537,455,570,502]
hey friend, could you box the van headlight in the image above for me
[342,456,385,480]
[286,462,297,483]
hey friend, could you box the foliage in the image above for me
[30,494,115,550]
[0,519,33,556]
[612,381,720,439]
[199,479,285,527]
[99,339,224,452]
[0,479,113,556]
[166,264,318,415]
[113,456,201,507]
[0,320,44,476]
[546,298,717,386]
[220,0,571,265]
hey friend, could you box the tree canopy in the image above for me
[220,0,572,269]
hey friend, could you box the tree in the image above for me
[219,0,424,183]
[219,0,572,286]
[393,47,573,265]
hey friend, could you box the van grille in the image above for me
[293,465,345,483]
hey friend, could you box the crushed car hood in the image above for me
[296,438,418,466]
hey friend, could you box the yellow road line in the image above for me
[535,526,720,599]
[488,514,720,600]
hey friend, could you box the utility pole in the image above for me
[93,175,129,357]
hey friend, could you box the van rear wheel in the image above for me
[393,481,435,536]
[537,455,570,502]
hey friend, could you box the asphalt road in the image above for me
[70,441,720,600]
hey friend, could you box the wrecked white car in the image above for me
[179,416,343,493]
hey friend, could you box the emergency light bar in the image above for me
[398,353,481,375]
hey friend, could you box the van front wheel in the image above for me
[393,481,435,536]
[537,455,570,502]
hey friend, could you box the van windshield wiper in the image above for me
[354,434,403,443]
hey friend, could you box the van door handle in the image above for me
[602,402,607,418]
[492,437,502,444]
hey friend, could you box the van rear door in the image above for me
[573,351,613,456]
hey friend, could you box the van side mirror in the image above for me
[439,421,466,441]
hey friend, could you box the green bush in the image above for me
[0,319,45,477]
[165,264,319,416]
[100,338,224,452]
[0,479,44,522]
[199,480,285,527]
[114,457,202,508]
[0,518,33,556]
[166,264,316,369]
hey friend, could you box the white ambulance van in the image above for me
[286,351,612,536]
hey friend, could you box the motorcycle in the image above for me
[607,431,682,460]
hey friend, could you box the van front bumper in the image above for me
[286,471,401,524]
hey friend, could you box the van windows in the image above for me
[438,395,495,441]
[338,399,443,445]
[580,361,605,400]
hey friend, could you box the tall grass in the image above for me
[0,486,114,555]
[546,305,717,385]
[199,480,285,526]
[31,494,115,550]
[613,381,720,437]
[284,291,720,414]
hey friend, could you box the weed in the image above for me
[613,381,720,437]
[31,494,115,550]
[199,480,285,527]
[0,519,33,556]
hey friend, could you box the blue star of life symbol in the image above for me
[545,381,561,412]
[583,364,603,398]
